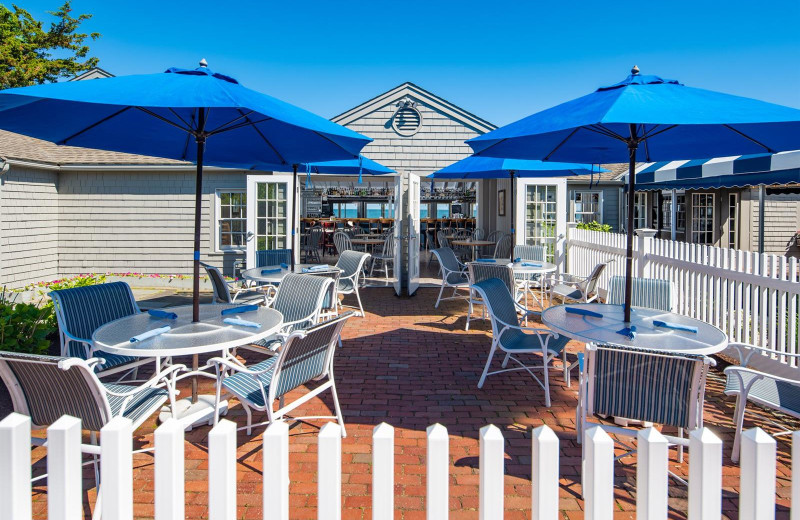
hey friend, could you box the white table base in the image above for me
[159,395,228,431]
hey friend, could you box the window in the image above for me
[472,203,478,218]
[572,191,602,224]
[216,190,247,251]
[436,203,449,219]
[525,185,558,262]
[420,204,429,219]
[366,202,394,218]
[633,192,647,230]
[254,182,288,251]
[333,202,358,218]
[728,193,739,249]
[660,192,672,230]
[676,194,687,231]
[691,193,714,244]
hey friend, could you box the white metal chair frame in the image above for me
[335,251,371,317]
[201,262,269,306]
[548,260,611,304]
[210,312,353,436]
[723,342,800,463]
[431,248,469,308]
[270,274,335,335]
[369,233,395,279]
[465,262,517,331]
[470,279,569,407]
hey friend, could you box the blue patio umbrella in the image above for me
[431,156,607,258]
[468,66,800,322]
[0,60,372,322]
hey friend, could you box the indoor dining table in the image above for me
[93,303,283,430]
[451,239,495,261]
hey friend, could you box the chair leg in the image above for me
[501,353,511,368]
[543,354,552,408]
[731,394,747,463]
[330,375,347,438]
[435,283,446,308]
[355,288,365,317]
[478,342,498,389]
[466,297,473,331]
[244,403,253,436]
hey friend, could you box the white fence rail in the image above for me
[0,412,792,519]
[566,226,800,359]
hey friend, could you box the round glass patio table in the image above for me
[540,303,727,355]
[93,303,283,429]
[242,264,340,284]
[510,260,557,309]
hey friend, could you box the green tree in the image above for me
[0,1,100,89]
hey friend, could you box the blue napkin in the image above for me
[223,317,261,328]
[261,268,281,274]
[566,307,603,318]
[147,309,177,320]
[130,326,171,343]
[280,263,289,269]
[221,304,259,316]
[653,320,698,333]
[521,262,542,267]
[514,257,521,262]
[476,259,496,263]
[616,326,637,340]
[302,265,329,273]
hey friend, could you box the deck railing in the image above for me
[566,226,800,361]
[0,412,789,520]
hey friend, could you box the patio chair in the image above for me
[0,351,184,509]
[512,244,546,294]
[428,230,451,268]
[548,260,611,305]
[431,248,469,308]
[472,228,485,240]
[270,273,334,335]
[465,262,515,331]
[50,281,154,379]
[578,343,714,480]
[211,312,353,435]
[333,231,353,256]
[479,230,503,259]
[471,278,569,406]
[606,275,674,312]
[335,250,371,317]
[369,233,395,279]
[723,342,800,462]
[493,234,513,259]
[302,226,324,263]
[255,248,292,268]
[201,262,268,306]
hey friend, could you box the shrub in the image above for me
[577,221,612,233]
[0,291,56,354]
[31,274,107,329]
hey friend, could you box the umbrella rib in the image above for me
[543,128,581,161]
[134,106,194,134]
[723,125,777,153]
[585,124,627,142]
[206,116,272,137]
[641,124,678,141]
[168,108,194,131]
[206,110,257,135]
[180,110,198,161]
[234,109,288,165]
[58,106,133,145]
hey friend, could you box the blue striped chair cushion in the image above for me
[272,274,331,332]
[256,249,292,268]
[470,264,514,294]
[336,251,369,291]
[222,356,278,408]
[607,276,673,312]
[446,272,469,285]
[104,383,168,426]
[67,343,138,371]
[513,245,545,261]
[724,371,800,415]
[1,352,108,431]
[592,345,699,429]
[433,248,462,273]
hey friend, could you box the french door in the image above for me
[406,173,421,295]
[516,177,567,269]
[246,174,295,268]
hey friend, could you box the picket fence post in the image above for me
[208,419,237,520]
[0,412,32,520]
[100,416,133,520]
[636,427,668,520]
[531,425,559,520]
[48,415,82,520]
[584,426,614,520]
[263,421,290,520]
[427,423,449,520]
[318,423,342,520]
[635,228,657,278]
[479,425,504,520]
[373,423,395,520]
[740,427,776,520]
[155,418,184,520]
[688,427,722,520]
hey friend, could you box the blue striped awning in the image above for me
[630,150,800,190]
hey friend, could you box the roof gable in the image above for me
[332,82,496,135]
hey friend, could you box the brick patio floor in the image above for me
[24,287,799,519]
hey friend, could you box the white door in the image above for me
[246,174,295,268]
[516,177,568,271]
[407,173,421,295]
[393,174,403,296]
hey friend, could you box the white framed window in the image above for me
[728,193,739,249]
[216,189,247,251]
[525,184,558,262]
[675,193,687,231]
[691,193,714,244]
[333,202,358,218]
[633,192,647,229]
[572,191,603,224]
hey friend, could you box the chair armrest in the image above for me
[103,364,188,397]
[724,342,800,366]
[548,273,586,286]
[723,365,800,388]
[208,357,275,377]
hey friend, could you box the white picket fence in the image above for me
[566,226,800,360]
[0,412,792,520]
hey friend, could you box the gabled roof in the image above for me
[569,163,628,184]
[69,67,115,81]
[332,82,497,135]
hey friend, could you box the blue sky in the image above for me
[20,0,800,125]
